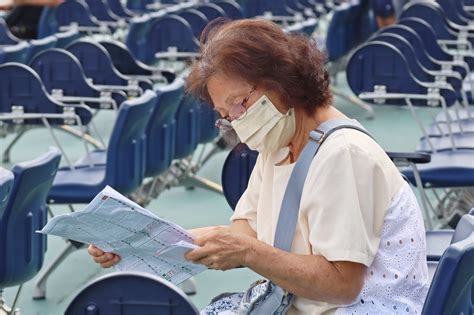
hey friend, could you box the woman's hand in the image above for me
[88,245,121,268]
[185,226,255,271]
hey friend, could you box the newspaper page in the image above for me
[39,186,206,285]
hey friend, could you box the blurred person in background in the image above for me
[0,0,63,39]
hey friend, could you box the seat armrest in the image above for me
[386,152,431,164]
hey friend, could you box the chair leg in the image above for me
[32,241,80,300]
[2,129,27,163]
[331,85,375,119]
[0,286,22,315]
[180,175,223,195]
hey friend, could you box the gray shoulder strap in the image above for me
[273,118,372,252]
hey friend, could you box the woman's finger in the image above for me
[100,255,121,268]
[185,247,210,261]
[88,245,104,257]
[93,253,116,264]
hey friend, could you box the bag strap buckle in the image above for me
[309,129,325,143]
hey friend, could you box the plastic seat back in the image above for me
[212,0,243,19]
[126,0,154,12]
[38,7,60,38]
[422,236,474,315]
[0,169,14,244]
[178,9,209,39]
[326,4,354,62]
[29,48,126,108]
[198,104,219,144]
[99,40,152,76]
[451,214,474,244]
[104,90,156,194]
[244,0,291,17]
[173,95,200,159]
[30,48,99,98]
[65,271,199,315]
[436,0,472,25]
[54,29,81,49]
[56,0,101,28]
[137,15,198,64]
[0,63,92,125]
[221,143,258,210]
[84,0,119,22]
[145,78,184,177]
[66,40,129,86]
[0,148,61,287]
[400,2,457,41]
[25,36,57,63]
[346,42,457,107]
[0,18,19,45]
[378,25,440,73]
[0,42,29,64]
[196,3,228,22]
[106,0,134,18]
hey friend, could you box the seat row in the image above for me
[346,0,474,229]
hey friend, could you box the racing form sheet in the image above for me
[39,186,206,285]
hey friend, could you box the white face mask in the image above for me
[231,94,296,153]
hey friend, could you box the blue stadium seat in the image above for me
[66,40,152,94]
[83,0,121,23]
[38,7,58,39]
[54,29,81,49]
[426,213,474,261]
[65,272,199,315]
[55,0,102,29]
[178,9,209,39]
[195,3,228,22]
[126,0,155,13]
[145,79,184,177]
[173,96,200,160]
[422,236,474,315]
[99,39,173,83]
[0,149,61,309]
[0,18,19,45]
[29,48,127,110]
[127,15,198,64]
[47,90,156,204]
[32,91,156,299]
[106,0,134,18]
[198,104,219,144]
[0,63,92,126]
[221,143,258,210]
[211,0,244,19]
[0,42,29,64]
[25,36,57,63]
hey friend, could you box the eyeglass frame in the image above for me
[215,86,257,130]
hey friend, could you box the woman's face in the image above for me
[207,73,287,120]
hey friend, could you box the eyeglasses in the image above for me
[215,86,256,131]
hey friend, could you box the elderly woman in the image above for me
[88,19,429,314]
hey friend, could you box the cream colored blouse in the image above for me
[231,128,428,314]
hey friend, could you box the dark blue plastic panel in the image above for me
[173,95,200,159]
[402,149,474,188]
[145,79,184,177]
[0,149,61,287]
[0,18,19,45]
[26,36,57,63]
[48,91,156,203]
[422,237,474,315]
[66,272,199,315]
[0,63,92,125]
[56,0,100,28]
[221,143,258,210]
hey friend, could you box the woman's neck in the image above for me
[288,106,347,161]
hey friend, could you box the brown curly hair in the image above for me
[186,18,332,115]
